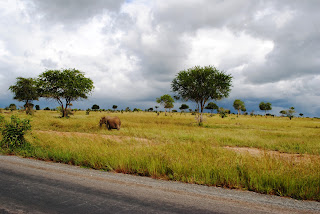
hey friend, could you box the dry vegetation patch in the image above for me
[224,146,319,162]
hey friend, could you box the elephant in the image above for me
[99,116,121,130]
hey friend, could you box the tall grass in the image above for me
[1,110,319,201]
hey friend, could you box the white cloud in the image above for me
[183,28,274,70]
[0,0,319,117]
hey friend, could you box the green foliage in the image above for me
[86,108,91,115]
[156,94,175,115]
[44,107,50,110]
[112,105,118,110]
[259,102,272,115]
[179,104,189,112]
[233,99,245,116]
[37,69,94,117]
[205,102,218,114]
[9,77,39,114]
[0,115,31,150]
[92,104,100,110]
[218,107,229,118]
[280,107,296,120]
[0,115,4,127]
[9,104,17,111]
[35,105,40,110]
[172,65,232,124]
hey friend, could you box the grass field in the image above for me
[1,110,320,201]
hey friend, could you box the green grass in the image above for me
[1,110,319,201]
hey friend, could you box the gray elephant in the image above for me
[99,116,121,130]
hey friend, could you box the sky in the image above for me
[0,0,320,117]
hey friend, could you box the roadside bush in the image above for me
[0,115,31,150]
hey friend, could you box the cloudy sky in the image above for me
[1,0,319,117]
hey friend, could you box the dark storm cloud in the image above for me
[109,4,191,89]
[242,0,320,83]
[25,0,125,25]
[153,0,258,33]
[1,0,320,116]
[148,0,320,84]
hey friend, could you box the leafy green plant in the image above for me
[0,115,31,150]
[86,108,91,115]
[218,107,228,118]
[37,69,94,117]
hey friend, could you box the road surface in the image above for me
[0,155,319,214]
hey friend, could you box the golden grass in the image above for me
[1,110,320,200]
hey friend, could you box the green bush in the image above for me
[86,108,91,115]
[0,115,31,150]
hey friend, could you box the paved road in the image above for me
[0,155,319,214]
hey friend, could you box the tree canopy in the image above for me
[233,99,245,116]
[259,102,272,115]
[179,104,189,112]
[9,104,17,111]
[92,104,100,110]
[171,65,232,124]
[205,102,219,114]
[9,77,39,114]
[37,69,94,117]
[156,94,174,116]
[280,107,296,120]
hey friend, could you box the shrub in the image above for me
[0,115,31,150]
[218,107,228,118]
[86,108,91,115]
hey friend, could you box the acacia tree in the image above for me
[37,69,94,117]
[9,104,17,111]
[179,104,189,113]
[233,99,245,117]
[156,94,174,116]
[259,102,272,115]
[205,102,218,115]
[280,107,296,120]
[172,65,232,124]
[92,104,100,110]
[9,77,39,114]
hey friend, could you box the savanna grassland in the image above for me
[1,110,320,201]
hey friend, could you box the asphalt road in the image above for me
[0,155,319,214]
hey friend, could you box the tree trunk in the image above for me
[25,100,29,111]
[164,108,167,116]
[199,103,204,125]
[61,103,66,117]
